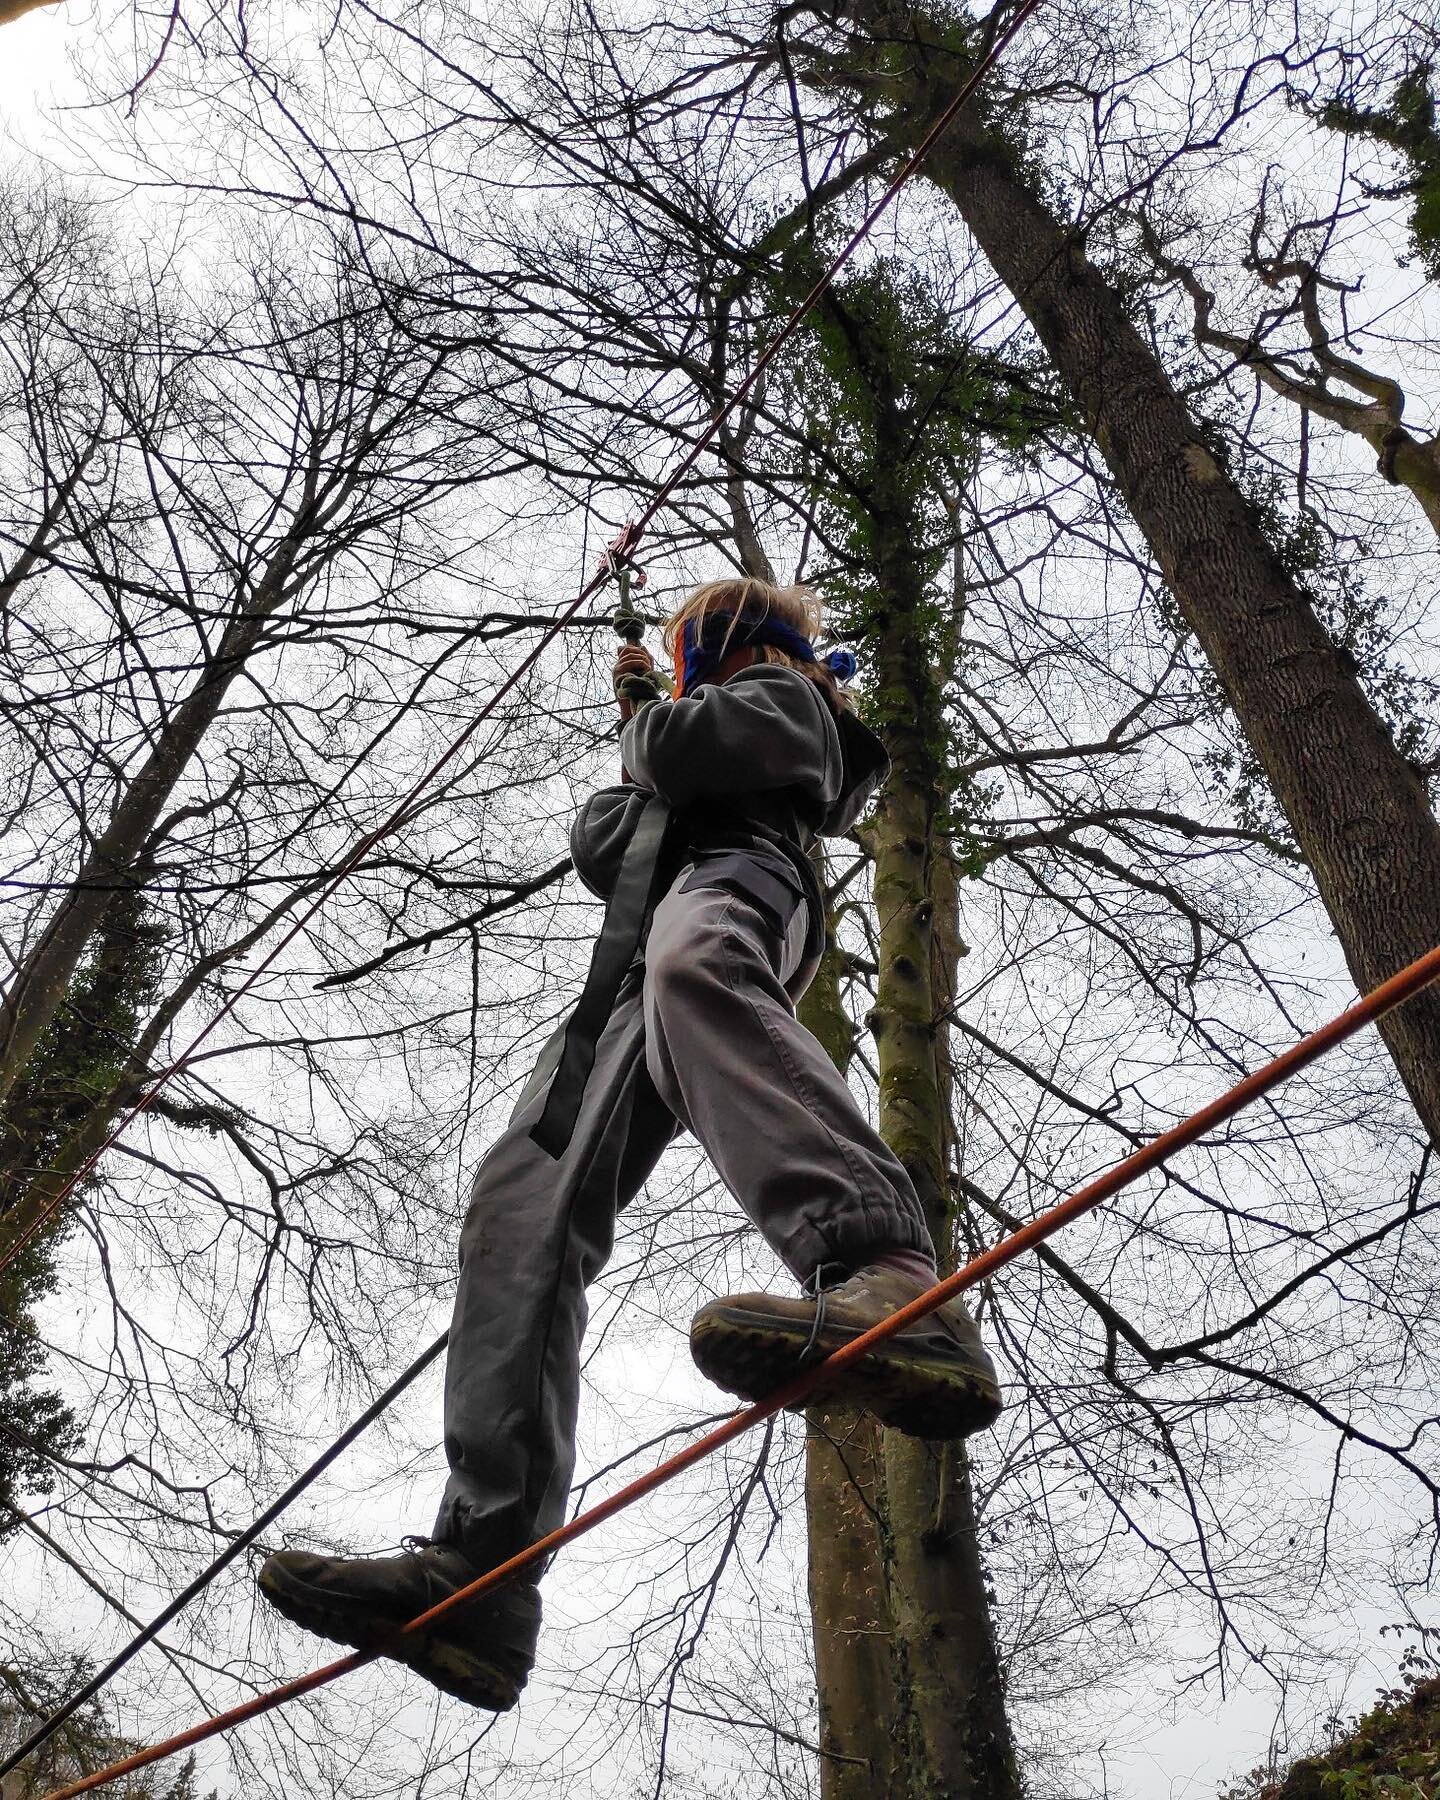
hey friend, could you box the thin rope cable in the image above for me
[0,1333,449,1780]
[36,939,1440,1800]
[0,0,1044,1284]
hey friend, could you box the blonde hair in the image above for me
[663,577,842,700]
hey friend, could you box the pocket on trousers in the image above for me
[679,853,803,937]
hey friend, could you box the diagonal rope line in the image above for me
[35,940,1440,1800]
[0,1334,450,1779]
[0,0,1045,1285]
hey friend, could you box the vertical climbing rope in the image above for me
[3,0,1052,1772]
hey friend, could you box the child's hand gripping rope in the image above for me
[613,642,665,714]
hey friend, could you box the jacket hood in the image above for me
[819,699,890,837]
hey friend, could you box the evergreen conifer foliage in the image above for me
[0,891,164,1507]
[0,1654,215,1799]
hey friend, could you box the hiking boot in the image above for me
[256,1538,539,1709]
[690,1264,1003,1439]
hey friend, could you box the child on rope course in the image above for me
[257,576,1002,1710]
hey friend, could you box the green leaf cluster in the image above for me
[1221,1661,1440,1800]
[1321,63,1440,281]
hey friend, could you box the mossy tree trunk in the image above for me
[796,277,1019,1797]
[815,0,1440,1147]
[799,916,901,1795]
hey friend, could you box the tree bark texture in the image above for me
[832,0,1440,1144]
[799,904,902,1795]
[797,309,1019,1794]
[0,0,60,25]
[802,810,1016,1800]
[864,502,1018,1800]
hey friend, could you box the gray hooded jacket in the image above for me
[578,664,885,971]
[532,665,887,1158]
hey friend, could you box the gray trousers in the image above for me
[433,858,932,1566]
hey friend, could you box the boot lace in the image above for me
[397,1534,468,1602]
[800,1261,852,1363]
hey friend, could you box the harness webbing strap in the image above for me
[11,0,1053,1774]
[530,794,673,1157]
[0,0,1047,1285]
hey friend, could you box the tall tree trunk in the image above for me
[799,888,902,1796]
[0,532,305,1107]
[826,0,1440,1142]
[803,750,1015,1799]
[797,279,1018,1786]
[864,499,1019,1800]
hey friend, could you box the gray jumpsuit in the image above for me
[431,667,933,1642]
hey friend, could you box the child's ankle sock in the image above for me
[863,1247,939,1289]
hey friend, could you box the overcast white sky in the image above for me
[0,5,77,134]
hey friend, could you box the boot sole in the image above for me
[257,1560,525,1711]
[690,1304,1003,1440]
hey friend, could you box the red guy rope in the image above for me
[0,0,1046,1282]
[39,939,1440,1800]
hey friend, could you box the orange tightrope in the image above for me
[40,940,1440,1800]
